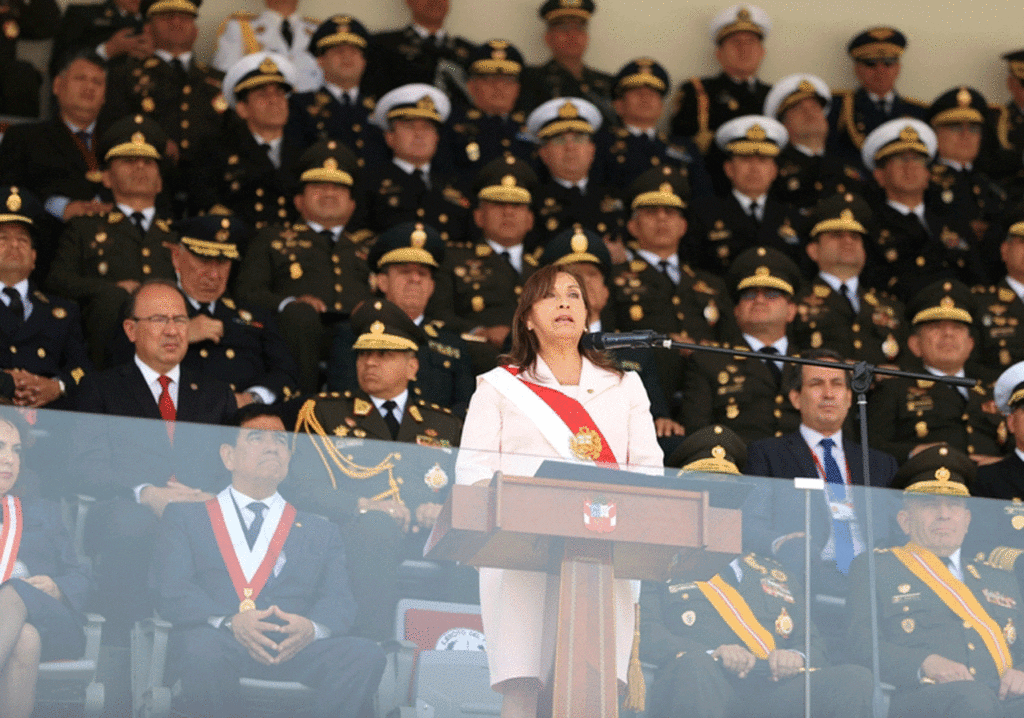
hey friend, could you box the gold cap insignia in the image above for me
[940,296,955,309]
[558,101,579,119]
[797,79,815,94]
[659,181,673,193]
[6,190,20,212]
[869,27,894,40]
[957,87,971,107]
[417,96,436,112]
[746,124,767,141]
[570,228,588,253]
[935,467,951,481]
[737,7,751,20]
[840,209,854,221]
[711,445,726,459]
[755,266,770,277]
[324,157,338,170]
[501,174,517,187]
[899,126,919,142]
[411,224,427,247]
[370,320,385,334]
[131,131,146,144]
[259,57,279,74]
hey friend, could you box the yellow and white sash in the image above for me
[696,573,776,659]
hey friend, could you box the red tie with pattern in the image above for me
[158,375,175,442]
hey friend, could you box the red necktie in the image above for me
[158,375,176,442]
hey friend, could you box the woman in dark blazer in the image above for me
[0,411,91,718]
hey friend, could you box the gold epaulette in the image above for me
[987,546,1024,571]
[690,76,713,155]
[902,96,928,108]
[217,10,257,36]
[996,105,1013,151]
[839,92,865,149]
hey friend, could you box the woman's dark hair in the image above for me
[500,264,621,376]
[0,408,30,497]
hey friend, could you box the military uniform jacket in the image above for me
[426,240,540,334]
[679,336,801,444]
[992,102,1024,181]
[641,553,824,669]
[445,104,533,181]
[972,279,1024,373]
[212,10,321,92]
[595,127,714,199]
[328,317,475,417]
[926,162,1006,227]
[290,389,462,519]
[369,25,473,97]
[848,545,1023,690]
[234,223,373,316]
[533,179,625,248]
[668,73,771,153]
[47,211,176,302]
[287,87,386,167]
[181,297,299,403]
[0,117,107,205]
[519,59,616,127]
[870,202,989,303]
[0,284,90,392]
[971,454,1024,553]
[610,248,734,345]
[866,370,1006,461]
[827,88,928,169]
[101,55,226,161]
[50,0,142,76]
[770,145,864,213]
[792,277,907,367]
[190,124,304,229]
[359,160,471,245]
[686,193,803,276]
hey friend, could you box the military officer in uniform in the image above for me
[101,0,228,216]
[600,58,712,198]
[192,52,304,229]
[679,246,803,444]
[862,118,988,303]
[994,50,1024,185]
[668,4,772,156]
[867,280,1006,464]
[235,140,373,394]
[166,214,299,407]
[212,0,320,92]
[47,115,176,368]
[974,207,1024,373]
[51,0,147,78]
[287,15,384,167]
[329,221,475,417]
[848,445,1024,718]
[0,187,90,409]
[426,155,540,355]
[370,0,473,98]
[519,0,615,127]
[446,39,533,181]
[792,192,908,368]
[828,27,928,171]
[527,96,625,248]
[976,362,1024,503]
[643,425,874,718]
[688,115,802,276]
[361,83,471,244]
[293,298,463,639]
[0,0,59,117]
[612,167,733,409]
[764,73,864,213]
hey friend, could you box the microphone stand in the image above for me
[596,333,977,718]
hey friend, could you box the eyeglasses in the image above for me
[857,59,898,68]
[132,314,189,327]
[739,288,786,301]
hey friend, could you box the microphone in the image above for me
[582,330,668,350]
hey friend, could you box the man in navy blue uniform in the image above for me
[151,404,385,718]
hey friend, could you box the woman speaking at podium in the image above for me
[457,262,663,718]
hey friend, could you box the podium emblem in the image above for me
[584,496,616,533]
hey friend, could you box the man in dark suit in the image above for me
[0,187,90,409]
[688,115,802,276]
[72,279,236,635]
[745,349,899,609]
[191,51,304,229]
[151,405,385,718]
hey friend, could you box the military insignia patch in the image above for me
[902,618,915,633]
[682,610,696,626]
[775,607,793,638]
[983,589,1017,609]
[1006,619,1017,646]
[583,496,616,533]
[424,463,449,491]
[353,398,372,415]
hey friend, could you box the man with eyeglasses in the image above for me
[828,27,928,170]
[527,96,624,248]
[47,114,176,368]
[680,246,802,444]
[71,279,236,638]
[861,118,986,303]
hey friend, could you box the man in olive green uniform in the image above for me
[235,139,373,393]
[519,0,615,126]
[293,299,462,640]
[973,207,1024,374]
[427,155,541,360]
[642,427,874,718]
[329,221,475,416]
[679,246,802,444]
[867,280,1006,464]
[792,192,908,368]
[848,445,1024,717]
[48,115,176,367]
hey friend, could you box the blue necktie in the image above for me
[819,438,854,574]
[245,502,268,549]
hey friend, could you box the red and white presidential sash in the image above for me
[891,543,1013,676]
[483,365,619,468]
[0,495,23,583]
[206,495,296,613]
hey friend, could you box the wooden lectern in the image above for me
[425,472,742,718]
